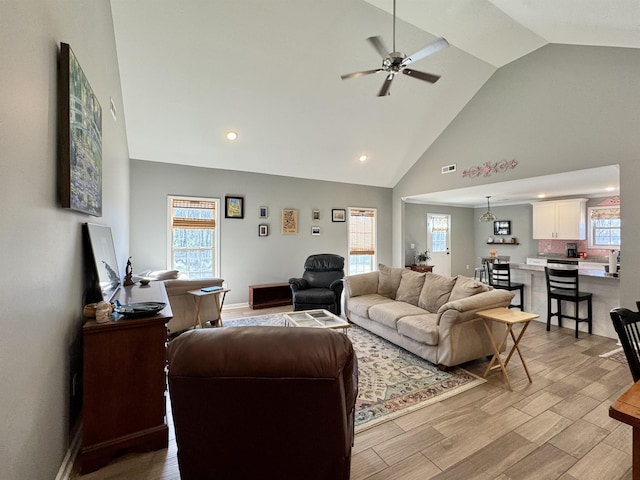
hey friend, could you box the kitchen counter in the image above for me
[508,263,620,339]
[512,262,619,279]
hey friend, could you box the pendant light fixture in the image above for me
[479,196,497,223]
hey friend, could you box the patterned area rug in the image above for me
[224,314,485,432]
[600,347,628,365]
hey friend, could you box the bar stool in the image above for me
[474,267,486,283]
[544,267,593,338]
[486,262,524,310]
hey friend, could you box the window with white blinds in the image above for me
[588,206,620,248]
[348,207,376,274]
[168,196,220,278]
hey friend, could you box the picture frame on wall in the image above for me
[493,220,511,235]
[58,43,103,216]
[225,196,244,218]
[258,224,269,237]
[311,226,321,236]
[258,206,268,219]
[332,209,346,222]
[281,208,298,234]
[312,209,320,221]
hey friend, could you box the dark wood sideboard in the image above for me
[78,281,173,474]
[407,264,434,273]
[249,282,292,309]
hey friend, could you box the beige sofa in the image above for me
[343,265,515,368]
[164,278,225,335]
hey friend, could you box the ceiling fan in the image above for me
[340,0,449,97]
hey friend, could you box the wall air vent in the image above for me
[441,164,456,174]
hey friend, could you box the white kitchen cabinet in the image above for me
[532,198,586,240]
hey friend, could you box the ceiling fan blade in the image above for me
[402,68,441,84]
[367,36,390,59]
[401,37,449,67]
[340,68,383,80]
[377,74,394,97]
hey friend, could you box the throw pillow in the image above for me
[448,275,491,302]
[395,269,426,306]
[377,264,404,299]
[418,273,457,312]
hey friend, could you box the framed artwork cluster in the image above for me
[252,206,348,237]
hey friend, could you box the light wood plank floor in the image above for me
[72,305,634,480]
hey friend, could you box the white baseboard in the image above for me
[55,426,81,480]
[222,302,249,311]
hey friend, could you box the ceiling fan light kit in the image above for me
[340,0,448,96]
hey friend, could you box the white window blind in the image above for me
[349,208,376,255]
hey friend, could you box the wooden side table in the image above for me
[477,307,539,390]
[188,287,230,328]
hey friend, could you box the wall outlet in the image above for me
[466,264,469,269]
[410,243,415,249]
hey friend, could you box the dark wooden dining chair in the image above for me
[544,267,593,338]
[610,307,640,382]
[486,262,524,310]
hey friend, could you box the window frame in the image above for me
[347,206,377,275]
[587,205,620,249]
[167,195,221,278]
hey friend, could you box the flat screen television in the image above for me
[85,223,121,302]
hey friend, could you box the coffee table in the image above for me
[283,309,350,333]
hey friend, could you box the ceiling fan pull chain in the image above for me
[392,0,396,53]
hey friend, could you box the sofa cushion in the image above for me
[377,264,404,299]
[395,270,426,306]
[368,301,427,329]
[418,273,457,313]
[448,275,491,302]
[348,294,394,318]
[397,314,440,345]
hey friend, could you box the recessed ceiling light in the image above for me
[359,154,368,162]
[225,131,238,141]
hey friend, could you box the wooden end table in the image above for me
[187,287,230,328]
[477,307,539,390]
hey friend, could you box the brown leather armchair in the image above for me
[167,326,358,480]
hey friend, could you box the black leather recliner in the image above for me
[289,254,345,315]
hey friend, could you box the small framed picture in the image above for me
[311,226,321,236]
[281,208,298,234]
[493,220,511,236]
[332,209,346,222]
[312,209,320,221]
[225,196,244,218]
[258,224,269,237]
[259,206,268,219]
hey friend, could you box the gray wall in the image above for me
[0,1,130,478]
[404,202,536,275]
[130,160,392,305]
[393,44,640,308]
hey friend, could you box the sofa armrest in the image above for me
[343,272,379,298]
[437,289,515,326]
[289,278,309,291]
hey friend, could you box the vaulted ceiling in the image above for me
[110,1,639,191]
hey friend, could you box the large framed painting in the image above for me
[58,43,103,216]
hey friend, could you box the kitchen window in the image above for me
[588,206,620,248]
[168,196,220,278]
